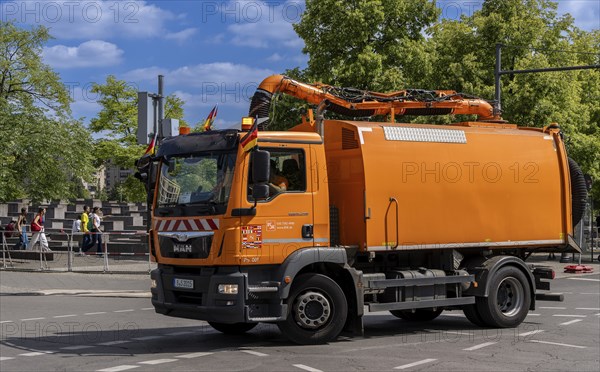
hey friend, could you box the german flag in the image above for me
[202,104,218,132]
[144,132,157,155]
[240,117,259,152]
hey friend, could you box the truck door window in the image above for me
[248,148,306,202]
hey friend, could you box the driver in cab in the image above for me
[269,162,288,196]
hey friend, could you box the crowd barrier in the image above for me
[1,230,153,274]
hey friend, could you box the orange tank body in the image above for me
[320,120,572,252]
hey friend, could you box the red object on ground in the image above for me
[564,265,594,273]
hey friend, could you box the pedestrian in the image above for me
[3,220,16,242]
[14,208,29,250]
[71,215,81,254]
[80,206,92,254]
[28,208,51,252]
[89,207,104,256]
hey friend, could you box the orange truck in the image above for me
[137,75,587,344]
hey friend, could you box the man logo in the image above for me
[173,244,193,253]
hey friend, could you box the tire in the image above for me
[568,157,587,226]
[475,266,531,328]
[390,308,443,321]
[208,322,257,335]
[277,274,347,344]
[462,304,488,327]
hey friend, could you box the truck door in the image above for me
[240,145,314,265]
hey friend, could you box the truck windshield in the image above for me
[157,152,236,215]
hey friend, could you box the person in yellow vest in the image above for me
[79,206,91,254]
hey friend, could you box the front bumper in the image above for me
[151,266,285,323]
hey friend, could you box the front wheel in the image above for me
[277,274,347,344]
[208,322,257,335]
[390,308,443,321]
[475,266,531,328]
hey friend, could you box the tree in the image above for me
[294,0,439,90]
[89,75,188,201]
[0,21,94,202]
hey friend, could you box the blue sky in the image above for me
[1,0,599,130]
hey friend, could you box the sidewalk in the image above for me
[1,253,597,298]
[0,269,150,297]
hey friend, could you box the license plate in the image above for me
[173,278,194,289]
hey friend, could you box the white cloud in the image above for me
[267,53,283,62]
[42,40,123,68]
[224,1,304,49]
[557,0,600,31]
[165,28,198,43]
[124,62,275,89]
[0,0,194,40]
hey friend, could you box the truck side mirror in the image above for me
[252,184,269,200]
[251,150,270,184]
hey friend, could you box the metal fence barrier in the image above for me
[1,230,154,274]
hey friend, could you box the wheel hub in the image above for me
[293,291,331,329]
[496,277,524,317]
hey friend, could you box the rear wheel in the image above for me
[475,266,531,328]
[277,274,347,344]
[208,322,257,335]
[390,308,443,321]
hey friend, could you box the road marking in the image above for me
[140,308,154,311]
[0,320,13,324]
[85,312,106,315]
[576,308,600,311]
[97,366,140,372]
[579,293,600,295]
[138,359,178,365]
[539,306,566,310]
[528,340,586,349]
[240,350,268,357]
[132,335,163,341]
[98,340,131,346]
[394,359,438,370]
[19,351,54,357]
[20,317,45,321]
[54,314,77,318]
[463,342,497,351]
[526,313,541,316]
[552,314,587,318]
[567,277,600,282]
[166,331,194,336]
[175,352,213,359]
[518,330,544,337]
[440,313,465,317]
[114,309,135,313]
[559,319,583,326]
[0,357,15,361]
[61,345,94,350]
[293,364,324,372]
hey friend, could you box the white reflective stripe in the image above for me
[167,220,176,231]
[200,219,211,230]
[188,219,199,231]
[384,126,467,144]
[213,219,220,229]
[367,239,564,251]
[177,222,187,231]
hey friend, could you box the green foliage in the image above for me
[294,0,439,90]
[0,21,94,202]
[108,176,146,203]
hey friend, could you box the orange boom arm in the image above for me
[249,74,501,122]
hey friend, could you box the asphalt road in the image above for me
[1,273,599,371]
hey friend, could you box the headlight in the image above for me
[218,284,238,294]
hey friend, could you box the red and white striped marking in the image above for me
[154,218,219,232]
